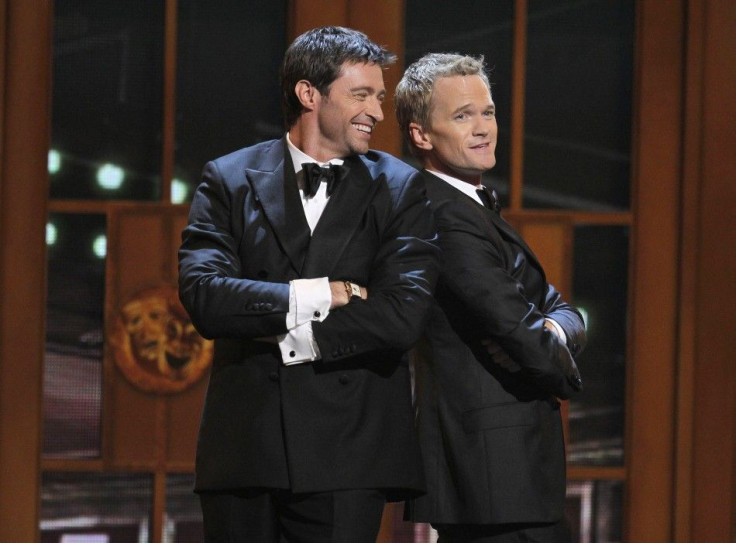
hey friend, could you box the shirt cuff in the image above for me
[545,318,568,345]
[285,277,331,330]
[278,322,322,365]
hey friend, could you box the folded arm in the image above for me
[437,224,582,398]
[312,173,440,363]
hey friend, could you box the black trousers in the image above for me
[434,518,571,543]
[199,488,386,543]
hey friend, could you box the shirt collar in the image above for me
[286,133,345,174]
[426,169,484,205]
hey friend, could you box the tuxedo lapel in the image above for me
[301,155,381,278]
[483,204,543,271]
[424,171,544,273]
[248,138,311,274]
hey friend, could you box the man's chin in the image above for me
[348,139,371,156]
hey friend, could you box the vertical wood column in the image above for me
[626,0,684,541]
[686,0,736,541]
[0,1,52,542]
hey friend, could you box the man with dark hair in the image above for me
[395,53,585,542]
[179,27,439,542]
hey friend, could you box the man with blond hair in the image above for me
[395,53,585,542]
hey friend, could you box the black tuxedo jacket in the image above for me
[178,138,439,500]
[406,170,585,524]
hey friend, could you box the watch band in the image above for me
[344,281,361,300]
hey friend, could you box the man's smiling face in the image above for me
[313,61,386,159]
[418,74,497,184]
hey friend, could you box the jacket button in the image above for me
[268,372,279,382]
[338,374,350,385]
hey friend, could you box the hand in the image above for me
[544,318,564,341]
[328,281,367,309]
[481,338,522,373]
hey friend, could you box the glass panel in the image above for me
[566,480,623,543]
[164,474,203,543]
[404,0,514,204]
[44,213,106,458]
[51,2,164,200]
[524,1,634,210]
[174,0,288,203]
[40,472,153,543]
[569,226,628,465]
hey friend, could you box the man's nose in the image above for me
[367,97,384,123]
[473,117,491,136]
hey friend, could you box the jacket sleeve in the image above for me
[542,284,587,357]
[312,172,440,362]
[178,160,291,340]
[434,207,582,399]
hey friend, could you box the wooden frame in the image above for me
[0,2,52,542]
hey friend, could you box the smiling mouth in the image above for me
[353,123,373,134]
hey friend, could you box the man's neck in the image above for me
[288,121,339,163]
[424,166,482,188]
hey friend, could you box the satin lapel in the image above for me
[248,139,311,274]
[481,197,544,273]
[301,155,380,278]
[424,171,543,272]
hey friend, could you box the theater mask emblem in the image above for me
[110,284,212,394]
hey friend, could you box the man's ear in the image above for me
[409,122,433,150]
[295,80,319,110]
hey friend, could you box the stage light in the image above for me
[96,163,124,190]
[171,178,189,204]
[48,150,61,174]
[578,307,590,330]
[92,234,107,258]
[46,222,58,245]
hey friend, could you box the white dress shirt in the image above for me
[277,134,345,365]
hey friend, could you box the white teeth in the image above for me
[353,124,372,134]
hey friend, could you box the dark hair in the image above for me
[280,26,396,127]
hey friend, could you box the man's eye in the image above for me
[455,113,467,121]
[484,110,496,118]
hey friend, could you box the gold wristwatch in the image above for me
[344,281,361,301]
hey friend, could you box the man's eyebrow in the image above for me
[350,85,385,94]
[450,102,473,115]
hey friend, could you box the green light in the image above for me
[97,163,125,190]
[92,234,107,258]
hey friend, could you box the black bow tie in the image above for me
[476,186,501,212]
[301,162,346,198]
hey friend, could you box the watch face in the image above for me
[349,282,361,298]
